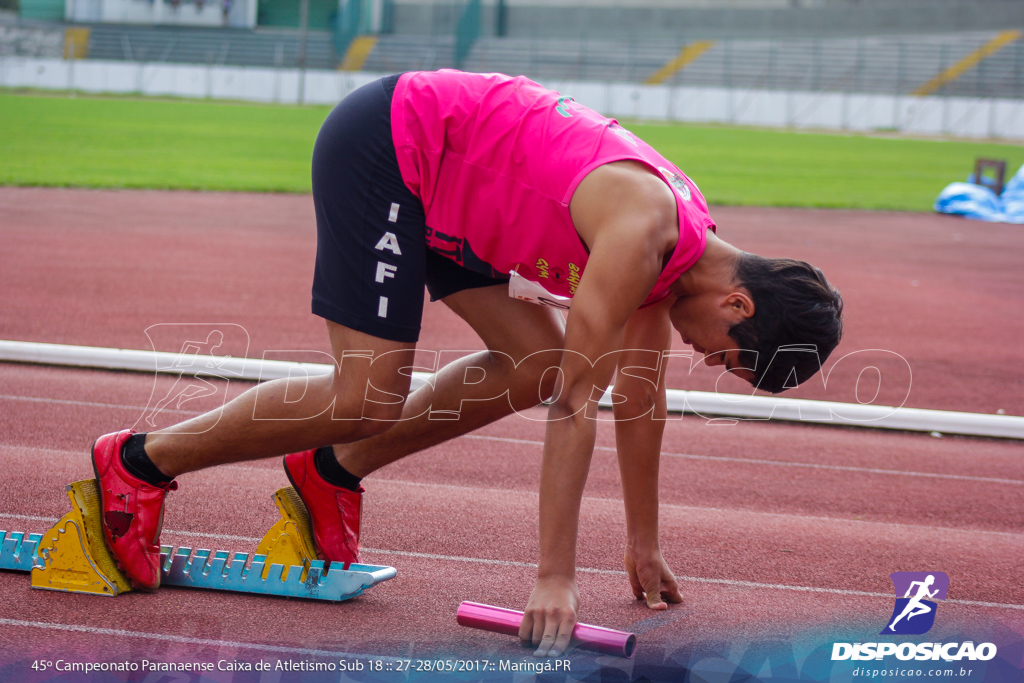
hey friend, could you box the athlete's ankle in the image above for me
[121,433,175,486]
[314,446,363,491]
[137,433,182,480]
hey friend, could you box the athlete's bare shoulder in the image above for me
[569,160,678,256]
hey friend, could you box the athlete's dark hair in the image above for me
[729,254,844,394]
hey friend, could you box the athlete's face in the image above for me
[668,291,757,385]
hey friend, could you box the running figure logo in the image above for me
[881,571,949,635]
[132,323,249,434]
[143,330,228,428]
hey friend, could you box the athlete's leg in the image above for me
[92,75,422,589]
[334,285,566,476]
[145,320,416,478]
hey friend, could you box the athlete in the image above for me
[90,70,843,658]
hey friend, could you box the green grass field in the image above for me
[3,90,1023,210]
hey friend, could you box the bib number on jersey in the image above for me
[508,270,571,310]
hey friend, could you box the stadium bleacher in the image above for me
[84,23,337,69]
[369,31,1024,99]
[2,0,1022,98]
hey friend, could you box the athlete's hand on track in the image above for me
[626,548,683,610]
[519,575,581,657]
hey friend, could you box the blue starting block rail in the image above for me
[0,529,395,602]
[0,531,42,572]
[160,546,396,601]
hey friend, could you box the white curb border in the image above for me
[1,340,1021,439]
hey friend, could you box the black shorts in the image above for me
[311,74,509,343]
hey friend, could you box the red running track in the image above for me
[0,188,1022,676]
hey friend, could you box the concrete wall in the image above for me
[553,79,1024,139]
[3,55,1023,140]
[0,54,375,100]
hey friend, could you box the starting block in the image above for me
[254,486,321,582]
[31,480,133,596]
[1,481,395,602]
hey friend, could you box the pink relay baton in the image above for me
[456,601,637,658]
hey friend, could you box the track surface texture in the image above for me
[0,187,1022,681]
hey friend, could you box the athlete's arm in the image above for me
[518,162,678,657]
[613,298,683,610]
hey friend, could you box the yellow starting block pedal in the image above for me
[255,486,320,582]
[31,480,133,597]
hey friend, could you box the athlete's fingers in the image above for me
[626,559,645,601]
[644,573,669,610]
[532,615,547,649]
[520,608,550,648]
[548,615,576,657]
[518,611,536,647]
[533,620,559,657]
[631,558,667,609]
[533,613,576,657]
[661,573,684,604]
[530,608,577,657]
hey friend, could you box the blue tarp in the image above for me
[934,163,1024,224]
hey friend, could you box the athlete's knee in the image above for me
[508,348,564,406]
[612,382,659,421]
[323,393,401,441]
[533,361,560,401]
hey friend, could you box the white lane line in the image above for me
[210,468,1024,539]
[0,618,404,661]
[355,477,1024,540]
[3,393,1020,485]
[160,529,264,543]
[355,549,1023,611]
[3,517,1019,612]
[0,513,56,524]
[466,434,1024,486]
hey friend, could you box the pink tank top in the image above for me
[391,70,716,307]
